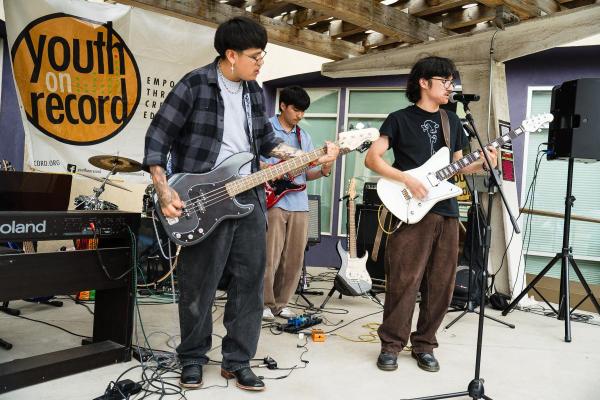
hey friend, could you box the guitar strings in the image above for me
[180,148,329,213]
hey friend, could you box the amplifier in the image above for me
[362,181,381,206]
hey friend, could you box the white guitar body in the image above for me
[377,147,462,224]
[335,241,372,296]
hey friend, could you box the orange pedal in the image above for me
[311,328,326,342]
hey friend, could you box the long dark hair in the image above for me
[406,56,457,103]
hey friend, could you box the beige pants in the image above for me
[263,207,309,314]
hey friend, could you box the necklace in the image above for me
[217,62,243,95]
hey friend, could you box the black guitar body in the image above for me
[154,152,255,246]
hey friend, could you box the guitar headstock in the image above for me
[338,128,380,153]
[1,160,15,172]
[522,113,554,133]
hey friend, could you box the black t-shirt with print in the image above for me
[380,105,466,218]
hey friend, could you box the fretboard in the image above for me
[435,125,524,181]
[225,147,326,196]
[348,197,357,258]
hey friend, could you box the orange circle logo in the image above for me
[11,13,141,145]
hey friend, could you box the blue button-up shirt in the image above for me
[261,116,316,212]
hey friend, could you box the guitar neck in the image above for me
[348,197,357,258]
[226,147,326,196]
[435,124,525,181]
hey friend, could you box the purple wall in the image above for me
[263,45,600,267]
[0,21,26,170]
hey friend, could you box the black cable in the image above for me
[13,314,90,339]
[489,144,547,294]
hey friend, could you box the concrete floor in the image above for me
[1,269,599,400]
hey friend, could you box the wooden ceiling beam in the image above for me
[329,20,365,38]
[442,4,495,29]
[322,4,600,76]
[363,32,401,48]
[115,0,363,59]
[292,8,331,26]
[285,0,454,43]
[408,0,474,17]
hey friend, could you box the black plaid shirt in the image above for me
[143,58,281,175]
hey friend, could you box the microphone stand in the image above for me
[405,100,519,400]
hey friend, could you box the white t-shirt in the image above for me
[215,75,251,176]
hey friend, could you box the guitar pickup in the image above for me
[426,173,440,187]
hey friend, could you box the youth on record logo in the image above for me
[11,13,141,145]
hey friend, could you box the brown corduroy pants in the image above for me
[263,207,309,314]
[378,213,459,353]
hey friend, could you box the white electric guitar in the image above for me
[335,178,372,296]
[377,113,554,224]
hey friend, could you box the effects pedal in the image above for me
[311,328,326,342]
[280,314,323,333]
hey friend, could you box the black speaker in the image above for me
[548,78,600,162]
[355,204,392,282]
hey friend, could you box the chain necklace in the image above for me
[217,61,243,95]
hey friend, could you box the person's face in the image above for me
[420,75,454,104]
[226,48,266,81]
[280,103,305,126]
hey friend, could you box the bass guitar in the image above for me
[154,128,380,246]
[377,113,553,224]
[334,178,372,296]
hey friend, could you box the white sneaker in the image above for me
[262,308,275,322]
[278,307,296,319]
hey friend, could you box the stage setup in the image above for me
[1,0,600,399]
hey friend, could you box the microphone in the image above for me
[449,92,480,103]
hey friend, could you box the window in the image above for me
[339,89,409,234]
[522,88,600,284]
[275,88,339,234]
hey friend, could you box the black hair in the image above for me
[214,17,268,58]
[279,86,311,112]
[405,56,457,103]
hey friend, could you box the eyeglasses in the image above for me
[430,77,455,89]
[241,50,267,64]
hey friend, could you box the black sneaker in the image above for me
[411,350,440,372]
[180,364,203,388]
[376,351,398,371]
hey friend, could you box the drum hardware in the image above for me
[88,155,142,173]
[72,155,141,211]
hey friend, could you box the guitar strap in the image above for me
[295,125,302,149]
[439,108,451,158]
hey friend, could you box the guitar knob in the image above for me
[187,234,193,240]
[175,233,181,239]
[198,228,204,234]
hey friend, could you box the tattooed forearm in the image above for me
[269,143,304,160]
[149,165,173,206]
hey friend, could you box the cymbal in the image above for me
[76,171,132,192]
[88,155,142,173]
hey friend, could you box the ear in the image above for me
[225,49,238,65]
[419,78,431,89]
[279,102,287,113]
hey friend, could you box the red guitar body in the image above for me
[265,177,306,209]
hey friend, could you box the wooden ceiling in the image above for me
[116,0,598,60]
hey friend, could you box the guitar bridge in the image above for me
[401,189,411,200]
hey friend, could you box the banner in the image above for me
[4,0,217,182]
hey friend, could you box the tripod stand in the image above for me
[295,244,323,309]
[406,101,520,400]
[502,157,600,341]
[446,179,515,330]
